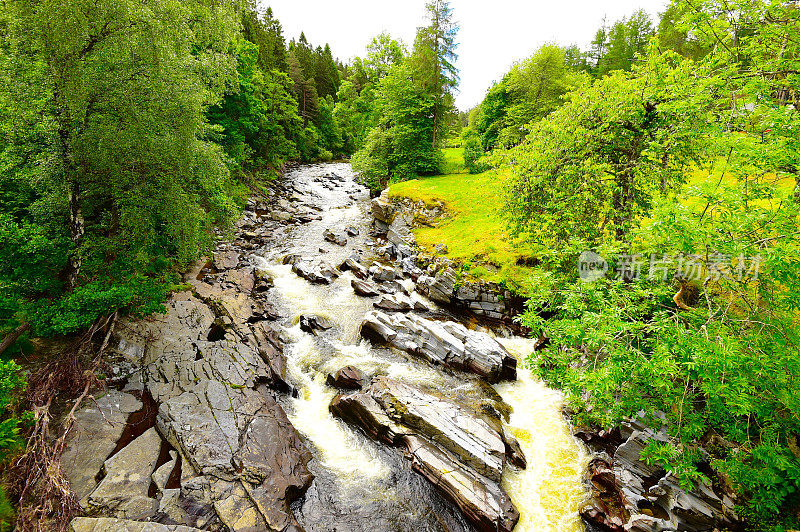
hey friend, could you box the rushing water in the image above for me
[251,163,588,531]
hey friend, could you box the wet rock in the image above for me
[292,260,338,285]
[84,427,162,519]
[111,290,314,529]
[212,250,239,271]
[340,257,369,280]
[68,518,204,532]
[580,418,740,532]
[351,279,380,297]
[405,436,519,532]
[326,366,364,390]
[254,269,274,292]
[373,293,414,312]
[416,271,456,305]
[371,198,396,227]
[369,264,397,283]
[62,391,144,502]
[330,377,520,532]
[323,228,347,246]
[377,280,408,295]
[299,315,333,335]
[360,311,517,383]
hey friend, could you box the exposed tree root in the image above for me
[9,312,117,532]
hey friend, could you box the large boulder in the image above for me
[581,418,740,532]
[330,377,520,532]
[360,311,517,383]
[62,391,144,503]
[83,428,163,520]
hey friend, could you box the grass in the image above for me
[387,147,538,292]
[388,146,797,294]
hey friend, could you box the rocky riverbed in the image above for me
[58,162,734,532]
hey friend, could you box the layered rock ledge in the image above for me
[361,310,517,383]
[330,376,522,532]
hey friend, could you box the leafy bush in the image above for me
[461,129,484,174]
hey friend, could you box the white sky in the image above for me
[261,0,670,110]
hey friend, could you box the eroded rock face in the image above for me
[62,391,144,502]
[330,377,520,532]
[69,517,204,532]
[71,254,315,531]
[361,311,517,383]
[580,419,740,532]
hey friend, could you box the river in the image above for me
[251,163,588,532]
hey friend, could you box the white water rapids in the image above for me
[251,163,588,531]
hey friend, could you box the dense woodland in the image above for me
[0,0,798,529]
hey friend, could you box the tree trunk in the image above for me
[0,323,31,357]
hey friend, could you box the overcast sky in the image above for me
[261,0,670,110]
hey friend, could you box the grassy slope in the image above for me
[388,147,796,294]
[387,147,537,292]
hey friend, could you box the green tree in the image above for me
[503,47,716,243]
[352,64,439,190]
[410,0,460,148]
[1,0,241,337]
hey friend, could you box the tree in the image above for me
[594,10,655,76]
[503,48,717,243]
[241,4,289,73]
[502,44,583,147]
[1,0,240,336]
[352,64,439,190]
[410,0,460,148]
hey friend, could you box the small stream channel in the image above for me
[251,163,588,531]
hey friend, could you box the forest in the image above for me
[0,0,798,531]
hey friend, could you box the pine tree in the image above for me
[410,0,459,148]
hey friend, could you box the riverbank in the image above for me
[56,163,588,532]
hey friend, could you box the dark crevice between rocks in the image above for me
[95,389,159,483]
[641,467,667,492]
[637,499,670,520]
[148,440,175,498]
[165,455,183,490]
[207,323,226,342]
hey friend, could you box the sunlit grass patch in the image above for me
[388,147,537,291]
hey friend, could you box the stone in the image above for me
[360,311,517,383]
[369,264,397,283]
[581,418,740,531]
[299,315,333,335]
[326,366,364,390]
[351,279,380,297]
[323,228,347,246]
[345,226,360,237]
[330,377,519,532]
[84,428,163,520]
[212,250,239,271]
[373,293,414,312]
[68,518,204,532]
[340,257,369,279]
[292,260,338,285]
[62,391,144,502]
[254,269,274,292]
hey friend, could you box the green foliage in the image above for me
[352,64,441,190]
[470,44,584,151]
[461,129,483,174]
[502,47,717,243]
[504,2,800,524]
